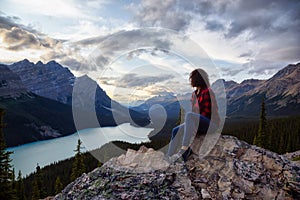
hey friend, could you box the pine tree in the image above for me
[0,108,16,200]
[11,168,17,198]
[54,176,63,194]
[32,178,40,200]
[253,135,257,145]
[278,132,285,154]
[71,139,85,181]
[254,97,268,148]
[176,106,185,126]
[32,164,44,200]
[16,170,25,200]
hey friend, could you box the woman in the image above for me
[166,68,219,162]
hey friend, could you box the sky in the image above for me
[0,0,299,102]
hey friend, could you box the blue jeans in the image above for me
[167,112,211,161]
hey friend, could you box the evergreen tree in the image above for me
[11,168,17,198]
[32,178,40,200]
[278,132,285,154]
[253,135,257,145]
[176,106,185,126]
[71,139,85,181]
[0,108,16,200]
[32,164,44,200]
[254,97,268,148]
[16,170,25,200]
[54,176,63,194]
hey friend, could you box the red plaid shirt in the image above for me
[191,87,219,124]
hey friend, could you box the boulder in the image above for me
[55,135,300,199]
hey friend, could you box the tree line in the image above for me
[222,98,300,154]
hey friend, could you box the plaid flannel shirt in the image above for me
[191,87,212,119]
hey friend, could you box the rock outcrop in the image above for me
[55,136,300,199]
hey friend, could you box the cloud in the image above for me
[0,27,40,50]
[75,29,173,71]
[0,14,44,35]
[205,20,225,32]
[144,85,176,96]
[130,0,300,65]
[0,14,64,51]
[239,51,253,58]
[6,0,91,19]
[1,0,298,85]
[99,73,175,89]
[0,14,88,71]
[245,60,288,76]
[0,15,21,29]
[130,0,191,31]
[60,58,84,71]
[221,67,245,77]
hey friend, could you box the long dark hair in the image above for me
[189,68,210,88]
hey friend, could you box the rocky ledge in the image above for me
[54,136,300,199]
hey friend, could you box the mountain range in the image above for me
[133,63,300,118]
[224,63,300,116]
[0,60,299,147]
[1,59,148,147]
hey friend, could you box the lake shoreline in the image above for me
[7,123,153,177]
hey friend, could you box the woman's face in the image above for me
[190,77,196,87]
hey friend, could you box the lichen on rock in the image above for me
[54,135,300,200]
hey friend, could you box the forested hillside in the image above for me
[222,116,300,154]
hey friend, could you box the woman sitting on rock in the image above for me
[166,68,220,162]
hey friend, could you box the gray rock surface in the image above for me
[55,135,300,199]
[8,59,74,104]
[0,64,28,98]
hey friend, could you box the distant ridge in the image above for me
[226,63,300,116]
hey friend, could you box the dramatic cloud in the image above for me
[1,0,299,85]
[99,73,175,89]
[0,27,39,50]
[131,0,191,31]
[0,14,86,70]
[245,60,287,76]
[0,14,64,51]
[131,0,300,75]
[0,15,21,29]
[133,0,299,39]
[76,29,173,71]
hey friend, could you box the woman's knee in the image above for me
[171,124,184,138]
[171,126,179,138]
[185,111,194,120]
[185,112,199,123]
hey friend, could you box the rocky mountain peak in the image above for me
[46,60,62,70]
[0,64,28,98]
[240,79,263,85]
[20,58,31,64]
[8,59,75,104]
[272,63,299,80]
[54,136,300,199]
[36,61,44,66]
[224,80,238,88]
[260,63,300,99]
[12,59,34,68]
